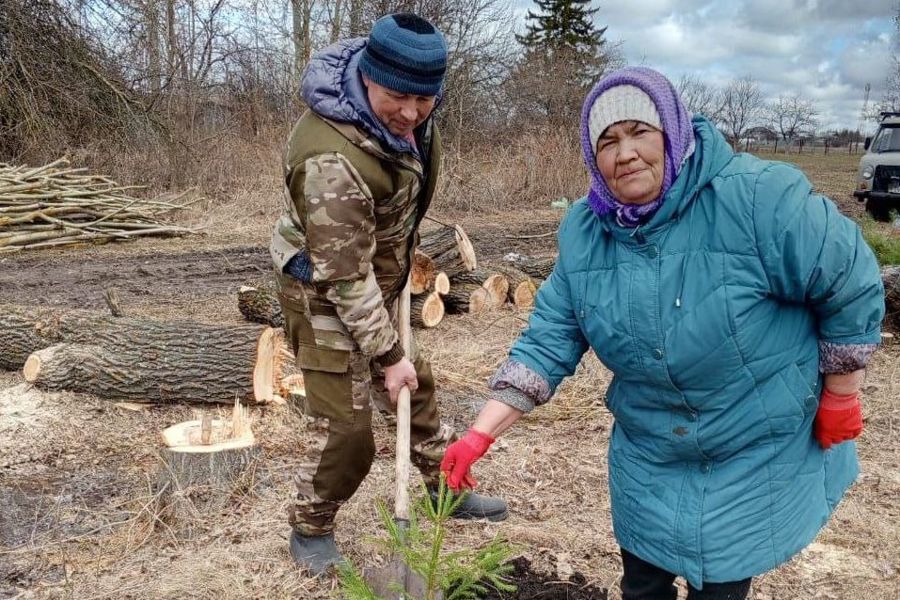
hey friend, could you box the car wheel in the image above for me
[866,197,893,222]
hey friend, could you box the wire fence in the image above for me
[739,139,867,156]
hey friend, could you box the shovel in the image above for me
[365,280,442,599]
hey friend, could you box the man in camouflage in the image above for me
[270,13,508,574]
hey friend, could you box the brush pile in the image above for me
[0,158,196,253]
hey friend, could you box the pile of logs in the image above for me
[0,158,196,253]
[237,224,552,331]
[381,225,556,328]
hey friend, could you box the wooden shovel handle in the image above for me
[395,280,413,521]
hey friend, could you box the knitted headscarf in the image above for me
[580,66,695,228]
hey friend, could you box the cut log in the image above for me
[443,283,490,314]
[419,224,477,278]
[884,265,900,331]
[450,269,509,308]
[410,291,445,328]
[7,304,287,403]
[502,253,555,280]
[433,271,450,296]
[238,285,283,327]
[157,400,260,537]
[484,263,539,308]
[410,250,436,295]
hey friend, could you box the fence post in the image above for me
[825,139,829,155]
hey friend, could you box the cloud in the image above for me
[583,0,898,130]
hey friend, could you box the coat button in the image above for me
[647,245,658,258]
[700,463,711,474]
[686,411,697,422]
[653,348,664,360]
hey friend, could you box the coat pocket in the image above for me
[759,363,815,437]
[276,271,310,314]
[780,362,818,418]
[296,344,353,423]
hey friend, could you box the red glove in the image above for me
[814,388,863,449]
[440,428,495,492]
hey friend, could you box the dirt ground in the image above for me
[1,154,899,600]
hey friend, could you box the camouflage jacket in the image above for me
[271,111,441,363]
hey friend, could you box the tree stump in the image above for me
[410,250,437,295]
[14,306,288,403]
[410,291,445,328]
[238,285,283,327]
[156,400,260,538]
[419,224,477,278]
[443,284,490,314]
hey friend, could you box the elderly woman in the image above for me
[441,67,884,600]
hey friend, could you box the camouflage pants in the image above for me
[281,300,455,536]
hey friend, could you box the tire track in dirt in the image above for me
[0,246,273,317]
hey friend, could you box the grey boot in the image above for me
[429,488,509,522]
[289,531,345,575]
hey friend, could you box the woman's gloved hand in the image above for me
[814,388,863,449]
[440,428,495,492]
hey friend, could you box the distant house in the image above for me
[745,126,778,143]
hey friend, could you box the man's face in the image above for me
[363,76,437,137]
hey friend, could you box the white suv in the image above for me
[855,111,900,221]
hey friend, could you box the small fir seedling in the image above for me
[337,477,516,600]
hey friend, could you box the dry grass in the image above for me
[1,142,898,600]
[434,130,587,216]
[2,309,897,599]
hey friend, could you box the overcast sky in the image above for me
[515,0,897,133]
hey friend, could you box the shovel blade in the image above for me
[363,561,443,600]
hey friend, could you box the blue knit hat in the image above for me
[359,13,447,97]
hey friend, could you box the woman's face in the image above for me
[595,120,665,205]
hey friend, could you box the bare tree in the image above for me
[329,0,343,42]
[291,0,313,77]
[0,0,153,160]
[144,0,162,94]
[768,94,818,146]
[720,76,763,148]
[878,5,900,113]
[677,74,722,123]
[348,0,363,35]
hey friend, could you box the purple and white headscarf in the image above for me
[580,66,695,228]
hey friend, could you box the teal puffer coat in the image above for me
[511,116,884,587]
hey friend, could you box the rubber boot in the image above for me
[429,487,509,522]
[289,531,345,575]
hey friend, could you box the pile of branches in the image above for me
[0,159,196,253]
[0,0,151,158]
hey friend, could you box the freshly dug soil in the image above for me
[482,557,608,600]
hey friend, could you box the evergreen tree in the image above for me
[506,0,616,127]
[515,0,607,56]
